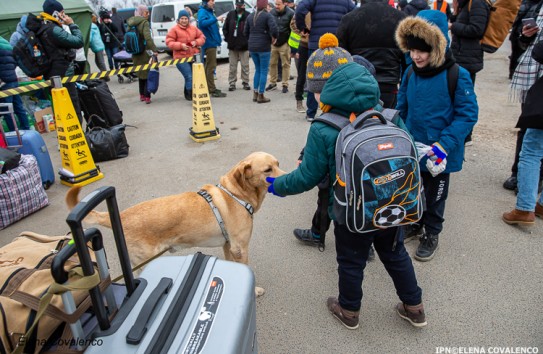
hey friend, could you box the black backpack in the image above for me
[12,14,52,78]
[124,25,146,55]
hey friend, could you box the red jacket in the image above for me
[166,24,205,59]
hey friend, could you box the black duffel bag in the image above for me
[85,115,129,162]
[78,79,123,127]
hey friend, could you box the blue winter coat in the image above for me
[90,23,105,53]
[295,0,355,51]
[198,5,222,52]
[396,65,478,173]
[0,37,18,83]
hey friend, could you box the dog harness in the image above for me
[197,185,255,243]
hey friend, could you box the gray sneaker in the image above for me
[306,116,315,122]
[396,302,427,327]
[327,297,359,330]
[293,228,320,245]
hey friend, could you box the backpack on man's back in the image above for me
[315,109,423,233]
[12,13,52,78]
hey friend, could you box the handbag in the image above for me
[147,55,160,94]
[85,115,129,162]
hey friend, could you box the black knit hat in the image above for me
[43,0,64,15]
[406,35,432,53]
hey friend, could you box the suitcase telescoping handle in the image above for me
[66,186,136,330]
[354,111,387,129]
[51,228,117,347]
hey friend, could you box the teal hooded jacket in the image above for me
[273,62,381,220]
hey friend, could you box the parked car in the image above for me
[151,0,254,59]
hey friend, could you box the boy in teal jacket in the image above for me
[267,34,426,330]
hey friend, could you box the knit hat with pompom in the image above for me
[306,33,353,93]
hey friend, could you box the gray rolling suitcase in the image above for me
[58,186,258,354]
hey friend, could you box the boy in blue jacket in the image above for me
[267,34,426,330]
[395,10,478,261]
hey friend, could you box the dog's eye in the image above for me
[264,168,272,173]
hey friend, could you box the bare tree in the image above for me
[112,0,137,8]
[85,0,105,13]
[138,0,163,6]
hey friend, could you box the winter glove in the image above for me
[266,177,284,197]
[427,142,447,166]
[426,157,447,177]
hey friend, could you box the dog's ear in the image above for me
[233,162,253,188]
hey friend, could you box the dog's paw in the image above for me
[255,287,265,297]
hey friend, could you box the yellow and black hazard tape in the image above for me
[0,57,193,99]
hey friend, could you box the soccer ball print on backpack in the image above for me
[124,25,146,54]
[317,110,423,233]
[12,13,52,78]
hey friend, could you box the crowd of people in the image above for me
[1,0,542,332]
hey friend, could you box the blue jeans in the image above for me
[306,48,317,118]
[517,128,543,211]
[0,81,30,131]
[250,51,271,94]
[105,46,120,70]
[176,62,193,90]
[334,223,422,311]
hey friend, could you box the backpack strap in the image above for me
[406,63,459,103]
[313,112,350,130]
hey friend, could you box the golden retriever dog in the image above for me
[66,152,284,297]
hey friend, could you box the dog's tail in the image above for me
[65,186,112,228]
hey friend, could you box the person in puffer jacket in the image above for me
[267,34,427,331]
[166,9,206,101]
[90,14,107,73]
[9,16,29,48]
[0,37,30,131]
[401,0,430,16]
[395,10,478,262]
[40,0,85,123]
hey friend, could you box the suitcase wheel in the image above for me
[118,75,124,84]
[43,181,53,190]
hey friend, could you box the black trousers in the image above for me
[310,186,332,236]
[419,171,450,236]
[139,79,150,98]
[295,46,309,102]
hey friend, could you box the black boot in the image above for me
[184,88,192,101]
[414,233,439,262]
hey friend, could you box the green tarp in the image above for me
[0,0,93,62]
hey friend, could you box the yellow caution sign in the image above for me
[189,63,220,142]
[52,82,104,187]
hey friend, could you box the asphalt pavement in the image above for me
[1,42,542,353]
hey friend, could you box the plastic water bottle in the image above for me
[33,45,41,57]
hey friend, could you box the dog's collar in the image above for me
[216,184,254,217]
[198,189,230,243]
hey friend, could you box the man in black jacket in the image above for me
[223,0,251,91]
[336,0,406,108]
[449,0,490,145]
[266,0,294,93]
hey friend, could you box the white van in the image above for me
[151,0,254,59]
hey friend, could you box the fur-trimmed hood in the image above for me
[395,11,448,68]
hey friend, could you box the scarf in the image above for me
[510,6,543,103]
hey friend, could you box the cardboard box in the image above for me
[33,107,52,133]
